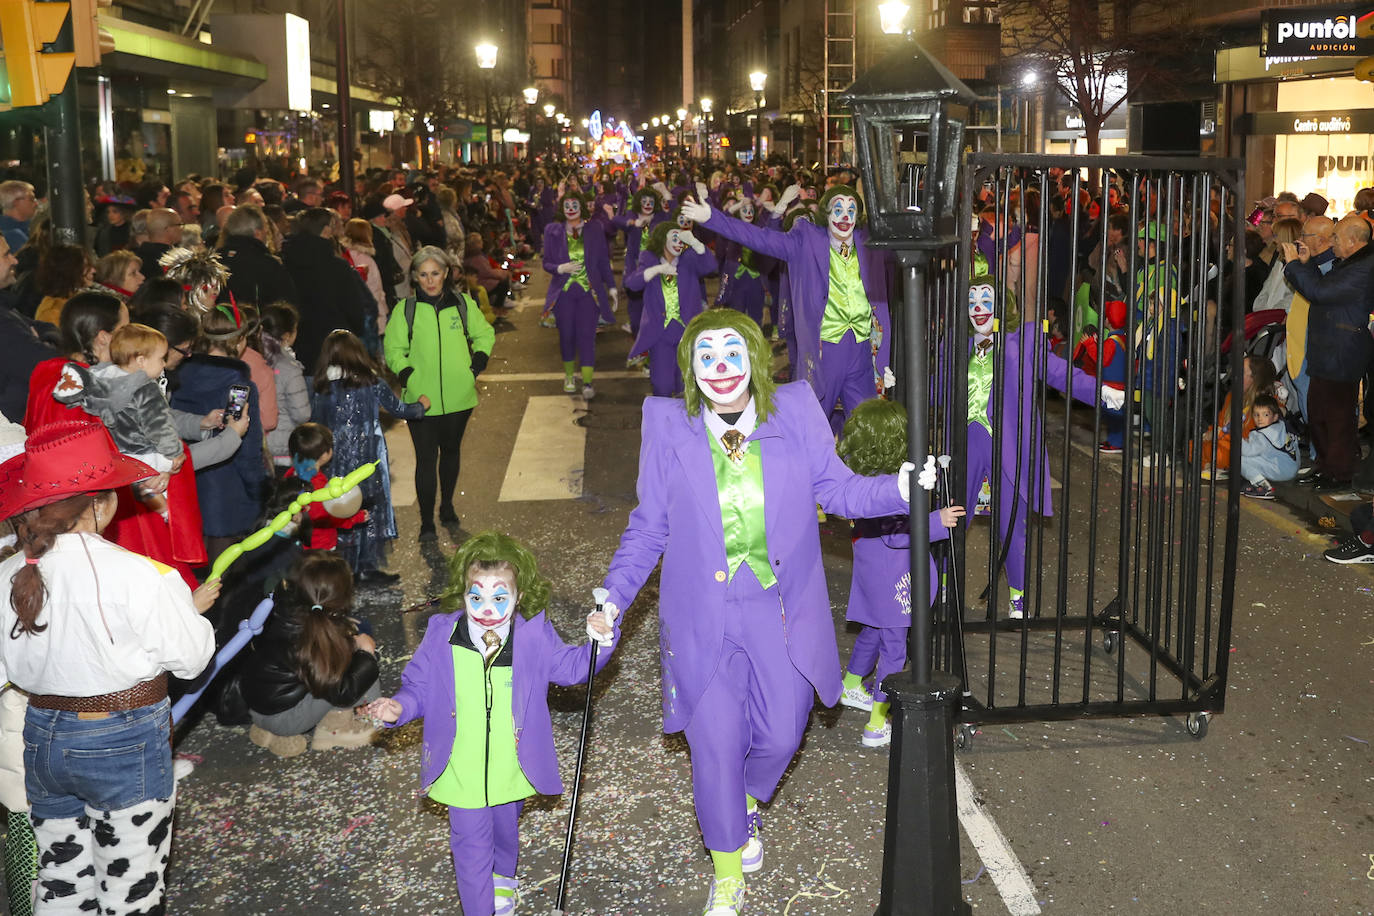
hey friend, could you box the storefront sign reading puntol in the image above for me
[1261,7,1374,57]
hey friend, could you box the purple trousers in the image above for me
[448,800,523,916]
[555,285,598,368]
[681,565,814,852]
[815,331,877,426]
[649,322,686,397]
[726,273,765,329]
[965,422,1027,593]
[846,625,907,704]
[627,289,644,338]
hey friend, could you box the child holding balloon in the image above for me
[310,330,429,584]
[284,423,367,552]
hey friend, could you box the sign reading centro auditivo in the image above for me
[1261,6,1374,57]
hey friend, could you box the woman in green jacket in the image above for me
[383,245,495,541]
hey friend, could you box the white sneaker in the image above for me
[582,384,596,401]
[562,376,577,394]
[172,756,196,781]
[839,683,874,711]
[741,808,763,873]
[861,719,893,748]
[702,875,745,915]
[494,874,517,915]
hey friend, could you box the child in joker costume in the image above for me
[600,311,932,916]
[836,398,965,747]
[715,196,770,330]
[624,222,713,397]
[612,187,669,339]
[964,271,1124,617]
[543,193,614,399]
[682,187,892,426]
[364,532,619,916]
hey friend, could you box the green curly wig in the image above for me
[837,398,907,477]
[442,531,551,621]
[645,220,674,257]
[817,184,865,229]
[555,193,594,223]
[631,187,661,215]
[677,309,777,423]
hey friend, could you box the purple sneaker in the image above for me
[742,808,763,873]
[494,874,517,915]
[703,875,746,915]
[1009,595,1026,619]
[862,719,892,747]
[839,682,874,711]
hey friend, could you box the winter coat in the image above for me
[0,306,57,422]
[266,345,310,464]
[239,608,378,716]
[1285,245,1374,383]
[131,241,171,281]
[281,234,369,373]
[169,354,266,537]
[220,234,299,310]
[383,289,494,416]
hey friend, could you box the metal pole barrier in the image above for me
[47,9,83,246]
[335,0,355,199]
[875,249,968,916]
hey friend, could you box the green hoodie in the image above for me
[384,290,495,415]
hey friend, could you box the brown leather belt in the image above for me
[28,673,168,713]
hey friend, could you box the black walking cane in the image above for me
[551,587,609,916]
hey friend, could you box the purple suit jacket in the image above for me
[701,206,892,394]
[602,381,908,733]
[542,221,612,314]
[980,324,1098,513]
[625,247,713,355]
[847,513,950,629]
[388,610,619,797]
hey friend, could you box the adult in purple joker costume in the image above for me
[964,272,1124,617]
[599,310,931,916]
[543,193,613,400]
[714,196,770,330]
[624,223,713,397]
[612,186,669,339]
[365,533,619,916]
[681,186,892,425]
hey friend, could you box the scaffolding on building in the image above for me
[822,0,855,167]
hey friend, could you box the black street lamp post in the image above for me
[749,71,766,162]
[838,37,977,916]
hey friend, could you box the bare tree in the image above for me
[353,0,467,168]
[999,0,1213,154]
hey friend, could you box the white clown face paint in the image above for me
[465,568,518,630]
[666,229,689,258]
[676,210,693,229]
[828,194,858,242]
[692,327,752,410]
[640,194,657,214]
[739,200,755,222]
[969,283,996,336]
[562,198,583,222]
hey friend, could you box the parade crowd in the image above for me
[0,151,1370,916]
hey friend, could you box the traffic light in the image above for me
[0,0,74,107]
[71,0,112,68]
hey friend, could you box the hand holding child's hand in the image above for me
[192,578,222,613]
[417,394,432,412]
[362,697,403,724]
[939,505,966,528]
[585,600,619,647]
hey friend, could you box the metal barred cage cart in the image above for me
[895,153,1246,747]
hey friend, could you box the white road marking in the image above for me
[481,371,644,383]
[955,759,1042,915]
[497,395,587,501]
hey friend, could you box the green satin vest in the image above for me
[735,247,760,280]
[710,431,777,589]
[427,635,535,809]
[566,232,591,292]
[968,347,995,433]
[662,274,682,326]
[820,245,873,343]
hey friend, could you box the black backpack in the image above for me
[401,292,474,352]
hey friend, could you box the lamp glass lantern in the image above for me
[475,42,498,70]
[700,97,712,114]
[676,107,688,120]
[543,103,556,117]
[838,39,976,248]
[878,0,911,34]
[748,70,767,93]
[523,87,539,105]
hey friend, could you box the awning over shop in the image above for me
[101,16,266,91]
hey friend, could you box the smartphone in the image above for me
[1247,206,1265,226]
[225,383,250,421]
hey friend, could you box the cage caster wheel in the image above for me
[1102,631,1117,654]
[1185,711,1209,739]
[954,724,975,751]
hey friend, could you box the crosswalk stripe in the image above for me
[497,395,587,501]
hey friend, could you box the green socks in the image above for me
[746,793,759,815]
[710,847,745,883]
[868,701,890,730]
[562,361,576,381]
[581,365,595,385]
[842,670,864,691]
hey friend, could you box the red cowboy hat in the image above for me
[0,421,156,521]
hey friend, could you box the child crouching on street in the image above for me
[836,398,965,747]
[362,532,620,916]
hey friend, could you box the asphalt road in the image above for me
[162,260,1374,916]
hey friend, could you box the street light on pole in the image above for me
[749,70,767,162]
[676,107,688,151]
[523,87,538,158]
[475,41,498,163]
[700,97,713,156]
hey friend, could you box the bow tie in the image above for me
[720,429,747,463]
